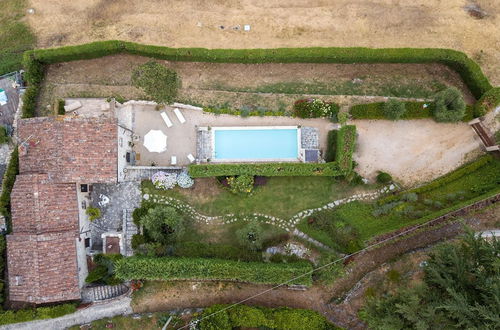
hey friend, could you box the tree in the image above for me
[236,221,264,251]
[361,231,500,329]
[383,99,406,120]
[131,61,179,104]
[433,87,466,122]
[141,206,184,243]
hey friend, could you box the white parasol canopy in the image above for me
[143,130,167,153]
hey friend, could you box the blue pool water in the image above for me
[214,128,298,160]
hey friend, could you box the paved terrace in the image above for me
[131,105,337,166]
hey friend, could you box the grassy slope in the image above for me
[298,158,500,246]
[0,0,35,75]
[143,177,374,219]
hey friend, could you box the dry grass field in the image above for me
[26,0,500,84]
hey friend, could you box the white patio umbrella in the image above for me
[143,130,167,153]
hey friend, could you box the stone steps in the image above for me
[123,209,139,256]
[81,283,129,303]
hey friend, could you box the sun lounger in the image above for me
[171,156,177,165]
[160,111,173,128]
[187,154,195,163]
[173,108,186,124]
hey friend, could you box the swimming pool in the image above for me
[212,126,300,161]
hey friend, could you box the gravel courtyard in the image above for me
[353,119,483,186]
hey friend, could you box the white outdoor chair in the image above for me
[171,156,177,165]
[160,111,173,128]
[187,154,195,163]
[173,108,186,124]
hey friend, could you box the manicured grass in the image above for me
[0,0,35,74]
[143,177,374,219]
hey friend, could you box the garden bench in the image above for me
[173,108,186,124]
[160,111,173,128]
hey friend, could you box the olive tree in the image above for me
[433,87,466,122]
[141,206,184,243]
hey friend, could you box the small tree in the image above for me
[383,99,406,120]
[131,61,179,104]
[236,221,264,251]
[86,207,101,221]
[141,206,184,243]
[433,87,466,122]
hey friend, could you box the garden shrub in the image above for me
[0,126,9,144]
[189,162,342,177]
[203,106,285,117]
[236,221,264,251]
[335,125,357,174]
[383,99,406,120]
[314,253,344,284]
[293,99,339,119]
[115,256,313,285]
[85,206,101,221]
[151,171,177,190]
[55,99,65,115]
[131,234,146,249]
[140,206,184,244]
[227,174,254,194]
[433,87,466,122]
[199,304,335,330]
[473,87,500,117]
[85,265,107,283]
[131,61,179,104]
[132,205,149,226]
[376,171,392,184]
[0,303,77,326]
[0,147,19,222]
[324,130,337,162]
[0,235,5,305]
[176,171,194,188]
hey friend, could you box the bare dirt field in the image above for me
[353,119,483,186]
[37,54,475,114]
[26,0,500,84]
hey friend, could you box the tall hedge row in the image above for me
[473,87,500,117]
[335,125,357,173]
[189,162,342,178]
[115,256,313,286]
[25,41,492,98]
[21,41,494,118]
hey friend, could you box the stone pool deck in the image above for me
[130,104,338,166]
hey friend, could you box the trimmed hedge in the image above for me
[350,101,433,119]
[0,147,19,225]
[115,256,313,286]
[336,125,357,173]
[0,303,77,326]
[199,304,337,330]
[350,101,474,122]
[25,41,492,98]
[324,130,337,162]
[22,41,495,117]
[189,162,342,178]
[473,87,500,117]
[378,155,495,205]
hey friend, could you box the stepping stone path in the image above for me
[145,184,398,249]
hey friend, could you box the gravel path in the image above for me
[0,297,132,330]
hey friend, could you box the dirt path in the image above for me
[26,1,500,84]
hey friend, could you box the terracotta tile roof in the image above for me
[7,232,80,304]
[7,116,119,304]
[17,117,118,183]
[11,174,78,234]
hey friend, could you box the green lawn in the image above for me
[0,0,35,75]
[143,177,375,219]
[298,157,500,250]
